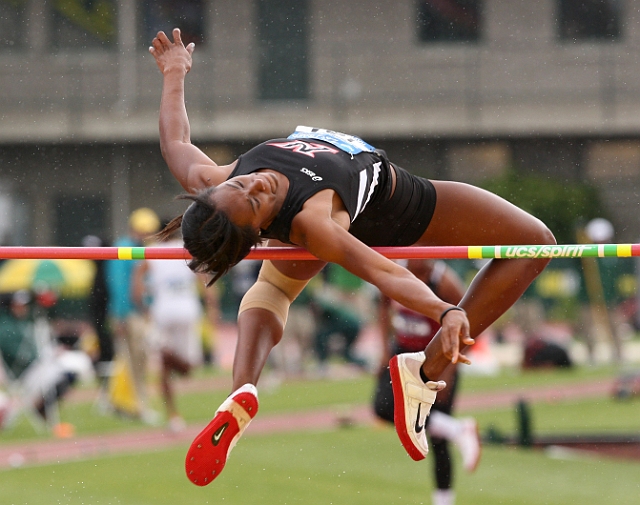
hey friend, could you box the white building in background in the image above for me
[0,0,639,244]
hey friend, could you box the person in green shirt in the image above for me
[0,291,79,426]
[312,264,368,371]
[0,291,38,380]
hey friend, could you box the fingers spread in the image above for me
[156,30,171,46]
[173,27,183,46]
[457,354,472,366]
[150,37,163,54]
[443,335,459,364]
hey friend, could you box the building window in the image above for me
[558,0,621,42]
[257,0,309,100]
[52,0,117,50]
[0,0,27,51]
[417,0,480,43]
[141,0,205,47]
[54,195,107,246]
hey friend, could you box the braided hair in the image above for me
[157,187,262,286]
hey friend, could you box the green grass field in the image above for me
[2,428,639,505]
[1,365,639,504]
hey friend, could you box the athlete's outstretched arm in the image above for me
[297,215,473,364]
[150,28,230,192]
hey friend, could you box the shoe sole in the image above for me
[185,390,258,486]
[389,355,426,461]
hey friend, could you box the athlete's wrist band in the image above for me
[439,306,466,325]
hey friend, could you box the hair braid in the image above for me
[157,188,262,286]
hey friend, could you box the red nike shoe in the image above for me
[185,383,259,486]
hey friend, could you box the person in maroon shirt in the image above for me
[375,259,480,505]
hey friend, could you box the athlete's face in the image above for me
[211,171,282,231]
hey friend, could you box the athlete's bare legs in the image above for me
[418,180,556,380]
[232,258,326,390]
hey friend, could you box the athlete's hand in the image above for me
[149,28,195,76]
[439,308,474,365]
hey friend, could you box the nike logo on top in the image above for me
[414,403,425,434]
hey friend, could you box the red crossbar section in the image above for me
[249,246,476,260]
[0,246,478,261]
[1,244,639,261]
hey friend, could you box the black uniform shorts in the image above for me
[349,156,437,247]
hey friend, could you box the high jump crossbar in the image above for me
[0,244,639,261]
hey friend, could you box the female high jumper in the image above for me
[149,28,555,486]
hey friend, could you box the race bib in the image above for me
[288,126,376,155]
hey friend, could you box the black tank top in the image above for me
[228,137,392,244]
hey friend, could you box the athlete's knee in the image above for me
[540,225,556,247]
[238,260,309,326]
[529,217,556,246]
[528,221,557,272]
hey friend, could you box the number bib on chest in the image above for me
[288,126,376,156]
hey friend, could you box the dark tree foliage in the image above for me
[480,170,608,244]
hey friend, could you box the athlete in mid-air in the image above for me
[150,28,555,486]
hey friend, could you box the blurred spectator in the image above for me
[82,235,114,394]
[374,259,481,505]
[0,290,92,431]
[227,260,261,314]
[0,291,38,381]
[105,207,160,423]
[132,225,220,432]
[312,264,369,373]
[576,218,635,364]
[266,280,319,381]
[199,280,221,368]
